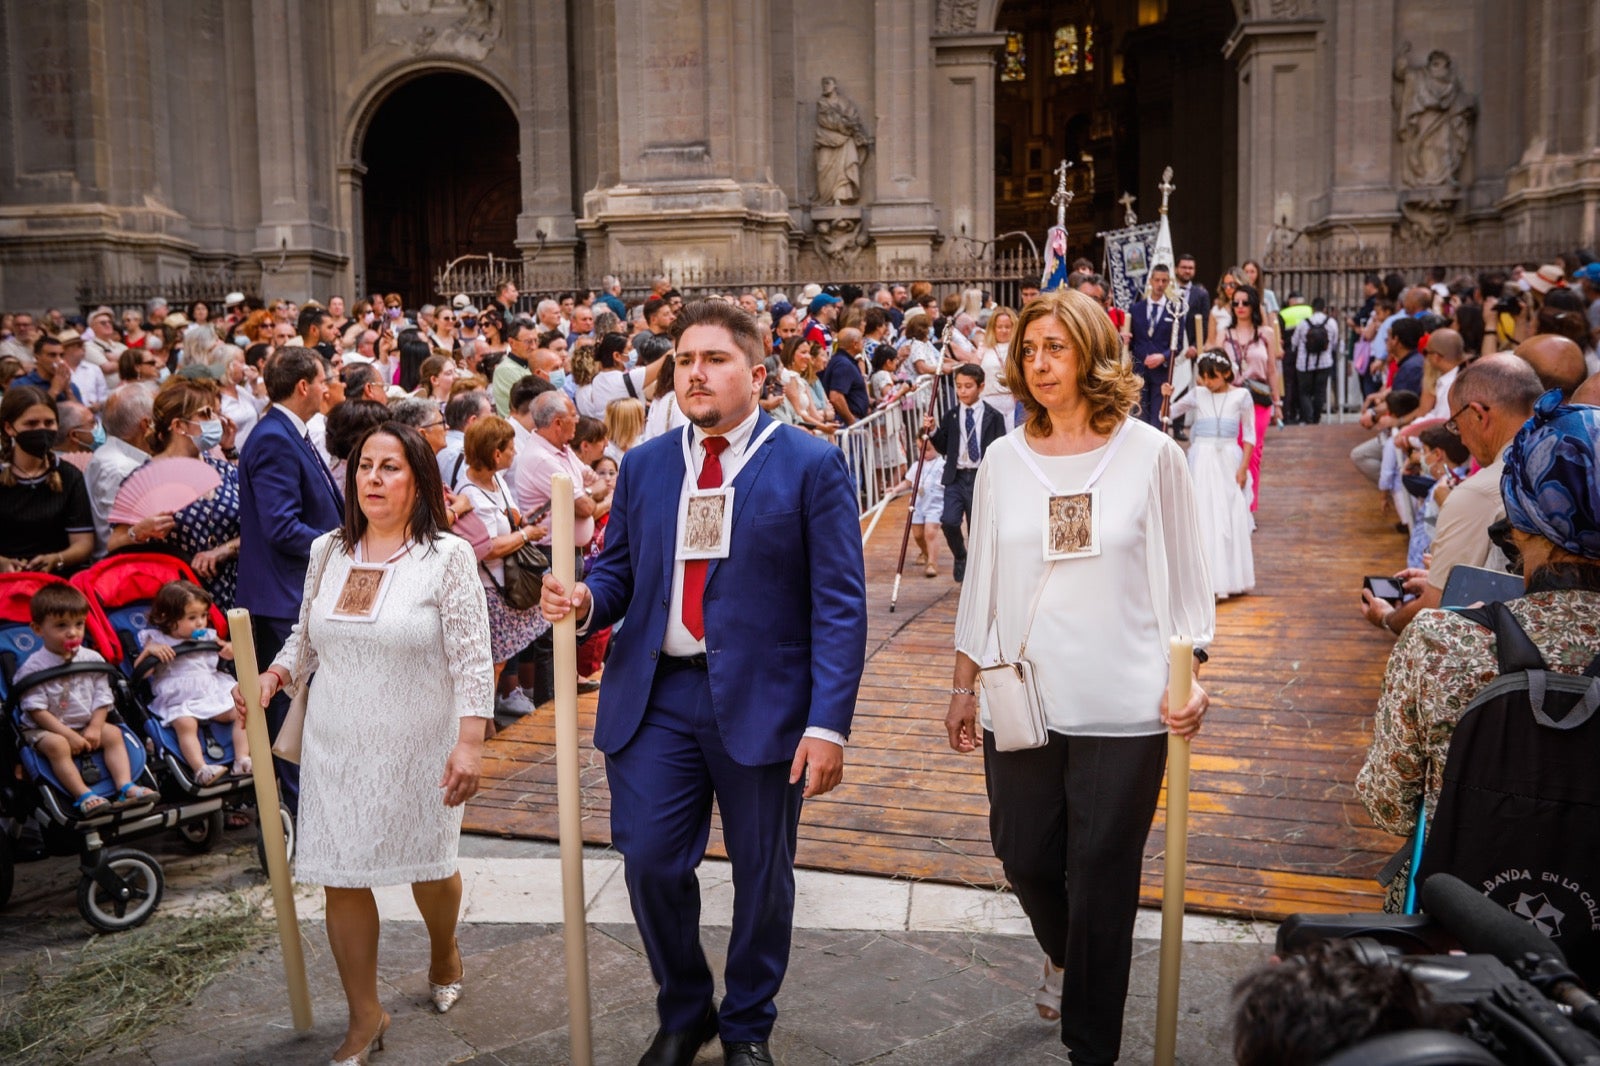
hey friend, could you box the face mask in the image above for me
[157,367,171,382]
[363,312,375,325]
[13,428,56,458]
[147,336,164,351]
[190,419,223,451]
[86,423,106,450]
[233,334,250,347]
[548,369,567,390]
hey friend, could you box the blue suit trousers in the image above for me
[606,662,804,1042]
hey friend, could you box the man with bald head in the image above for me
[1515,333,1587,399]
[1422,328,1466,420]
[1362,355,1544,637]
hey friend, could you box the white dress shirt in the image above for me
[85,435,149,552]
[658,408,847,748]
[71,361,109,410]
[953,421,1215,736]
[954,400,985,470]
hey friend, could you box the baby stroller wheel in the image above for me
[0,833,13,910]
[254,805,296,872]
[177,808,227,854]
[77,847,164,932]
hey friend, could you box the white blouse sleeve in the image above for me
[952,447,1001,665]
[437,536,496,719]
[1145,438,1216,655]
[1169,388,1197,419]
[1232,388,1257,447]
[270,533,335,686]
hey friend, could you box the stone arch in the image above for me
[339,64,521,304]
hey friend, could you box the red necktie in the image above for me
[681,436,730,640]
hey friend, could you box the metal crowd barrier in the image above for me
[833,373,956,521]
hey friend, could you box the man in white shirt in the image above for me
[1288,298,1341,425]
[0,311,40,370]
[61,331,108,413]
[84,307,126,378]
[1422,328,1465,421]
[436,389,493,491]
[84,385,156,555]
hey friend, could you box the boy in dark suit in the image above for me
[923,364,1005,581]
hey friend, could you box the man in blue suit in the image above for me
[236,346,343,812]
[542,301,867,1066]
[1127,263,1186,428]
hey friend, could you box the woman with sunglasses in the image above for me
[1219,284,1282,512]
[107,377,243,607]
[1206,268,1243,349]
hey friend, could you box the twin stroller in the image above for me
[0,553,292,931]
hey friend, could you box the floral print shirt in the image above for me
[1357,590,1600,838]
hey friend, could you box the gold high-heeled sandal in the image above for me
[328,1011,389,1066]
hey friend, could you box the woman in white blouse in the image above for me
[943,288,1215,1065]
[976,305,1018,429]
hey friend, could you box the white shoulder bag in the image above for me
[978,569,1056,752]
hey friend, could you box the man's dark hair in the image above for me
[444,389,491,431]
[264,345,322,402]
[506,316,537,344]
[953,363,985,387]
[1311,297,1326,312]
[643,296,669,324]
[1418,423,1471,465]
[672,300,763,366]
[1388,316,1425,352]
[636,332,674,366]
[1149,263,1170,276]
[1071,257,1094,272]
[341,362,380,396]
[338,423,449,552]
[509,373,554,413]
[1177,253,1197,265]
[537,329,564,349]
[296,306,329,337]
[34,334,62,356]
[863,306,889,335]
[1232,942,1458,1066]
[1385,389,1422,419]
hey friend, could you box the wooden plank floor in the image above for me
[464,423,1404,920]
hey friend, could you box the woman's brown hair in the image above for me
[149,377,221,452]
[463,414,515,471]
[415,354,452,396]
[1008,288,1140,437]
[338,423,449,553]
[0,386,61,490]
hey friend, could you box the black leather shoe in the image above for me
[638,1003,718,1066]
[722,1042,775,1066]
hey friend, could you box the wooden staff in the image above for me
[889,433,930,613]
[1154,635,1194,1066]
[550,473,594,1066]
[227,608,313,1031]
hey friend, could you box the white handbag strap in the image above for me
[999,562,1058,663]
[1008,416,1133,497]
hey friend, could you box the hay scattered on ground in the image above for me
[0,900,273,1065]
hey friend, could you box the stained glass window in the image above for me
[1001,33,1026,82]
[1083,25,1095,72]
[1054,26,1079,77]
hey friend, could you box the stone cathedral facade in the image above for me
[0,0,1595,309]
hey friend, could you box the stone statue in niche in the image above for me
[1392,43,1476,190]
[385,0,502,61]
[814,77,873,207]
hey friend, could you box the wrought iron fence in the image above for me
[434,248,1043,317]
[75,269,247,319]
[834,371,960,521]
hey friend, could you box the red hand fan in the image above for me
[108,457,222,526]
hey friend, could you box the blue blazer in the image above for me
[585,412,868,766]
[235,407,345,620]
[1129,299,1180,359]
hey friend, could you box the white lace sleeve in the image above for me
[438,536,495,719]
[270,533,335,687]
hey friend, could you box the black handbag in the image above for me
[475,477,548,611]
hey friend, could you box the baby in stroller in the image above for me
[14,585,156,815]
[133,580,250,784]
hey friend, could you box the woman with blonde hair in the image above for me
[977,305,1019,429]
[601,397,646,464]
[941,288,1213,1064]
[413,353,457,407]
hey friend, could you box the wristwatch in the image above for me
[1192,648,1209,665]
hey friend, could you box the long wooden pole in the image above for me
[1154,635,1194,1066]
[550,473,593,1066]
[889,435,929,613]
[226,608,313,1031]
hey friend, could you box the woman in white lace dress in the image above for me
[243,422,493,1065]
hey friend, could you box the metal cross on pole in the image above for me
[1051,159,1074,229]
[1118,192,1137,227]
[1157,166,1176,215]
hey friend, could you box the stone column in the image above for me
[250,0,343,299]
[1311,0,1399,242]
[520,0,579,274]
[931,32,1007,247]
[577,0,789,275]
[869,0,939,268]
[1222,8,1324,261]
[336,161,367,299]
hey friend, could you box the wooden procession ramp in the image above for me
[465,423,1403,920]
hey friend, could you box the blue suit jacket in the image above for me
[585,412,868,766]
[235,407,345,620]
[1129,299,1180,359]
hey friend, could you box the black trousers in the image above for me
[1281,357,1300,423]
[252,614,301,816]
[1297,366,1332,424]
[940,467,977,571]
[984,730,1167,1065]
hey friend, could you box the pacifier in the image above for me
[190,628,214,642]
[62,638,83,657]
